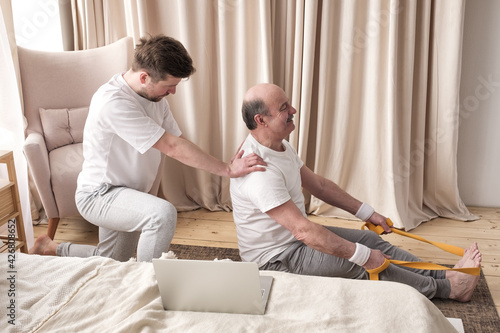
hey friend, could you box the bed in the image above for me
[6,253,459,332]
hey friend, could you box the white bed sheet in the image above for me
[3,253,458,333]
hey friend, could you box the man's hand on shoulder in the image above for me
[228,150,267,178]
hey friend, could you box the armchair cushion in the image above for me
[39,107,89,151]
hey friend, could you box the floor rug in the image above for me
[168,243,500,333]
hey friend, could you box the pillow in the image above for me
[39,106,89,151]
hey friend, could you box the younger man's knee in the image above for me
[152,200,177,228]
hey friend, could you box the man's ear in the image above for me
[139,71,149,84]
[254,114,265,126]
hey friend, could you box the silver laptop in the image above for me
[152,259,273,315]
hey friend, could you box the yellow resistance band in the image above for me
[363,218,480,280]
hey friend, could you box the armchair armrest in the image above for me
[23,132,59,218]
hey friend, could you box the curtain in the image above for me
[0,2,34,248]
[286,0,478,229]
[66,0,132,50]
[65,0,476,230]
[275,0,479,229]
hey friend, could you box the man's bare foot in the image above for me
[454,242,481,269]
[447,242,482,302]
[29,234,58,256]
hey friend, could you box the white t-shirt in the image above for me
[230,134,305,266]
[77,73,182,193]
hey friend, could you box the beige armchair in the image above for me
[19,37,165,240]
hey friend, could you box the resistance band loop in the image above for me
[363,218,480,280]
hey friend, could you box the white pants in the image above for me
[57,184,177,262]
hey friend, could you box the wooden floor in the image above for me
[32,206,499,316]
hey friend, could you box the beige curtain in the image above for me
[284,0,478,230]
[67,0,477,230]
[68,0,132,49]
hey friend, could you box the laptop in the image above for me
[152,259,273,315]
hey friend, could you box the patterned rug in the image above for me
[168,243,500,333]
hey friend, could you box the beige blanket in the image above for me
[4,253,458,332]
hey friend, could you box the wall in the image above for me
[457,0,500,208]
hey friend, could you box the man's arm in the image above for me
[300,165,391,233]
[266,200,388,269]
[152,132,266,177]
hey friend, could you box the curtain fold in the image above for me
[422,0,473,221]
[64,0,476,230]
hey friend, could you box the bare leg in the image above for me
[29,234,59,256]
[447,242,482,302]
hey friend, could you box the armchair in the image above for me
[19,37,163,240]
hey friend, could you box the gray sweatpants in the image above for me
[56,184,177,262]
[261,226,450,299]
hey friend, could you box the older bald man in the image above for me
[229,83,481,301]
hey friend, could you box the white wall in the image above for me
[11,0,62,51]
[457,0,500,208]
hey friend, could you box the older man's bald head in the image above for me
[243,83,277,103]
[241,83,285,130]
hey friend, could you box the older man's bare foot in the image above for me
[447,243,482,302]
[454,242,481,269]
[29,234,58,256]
